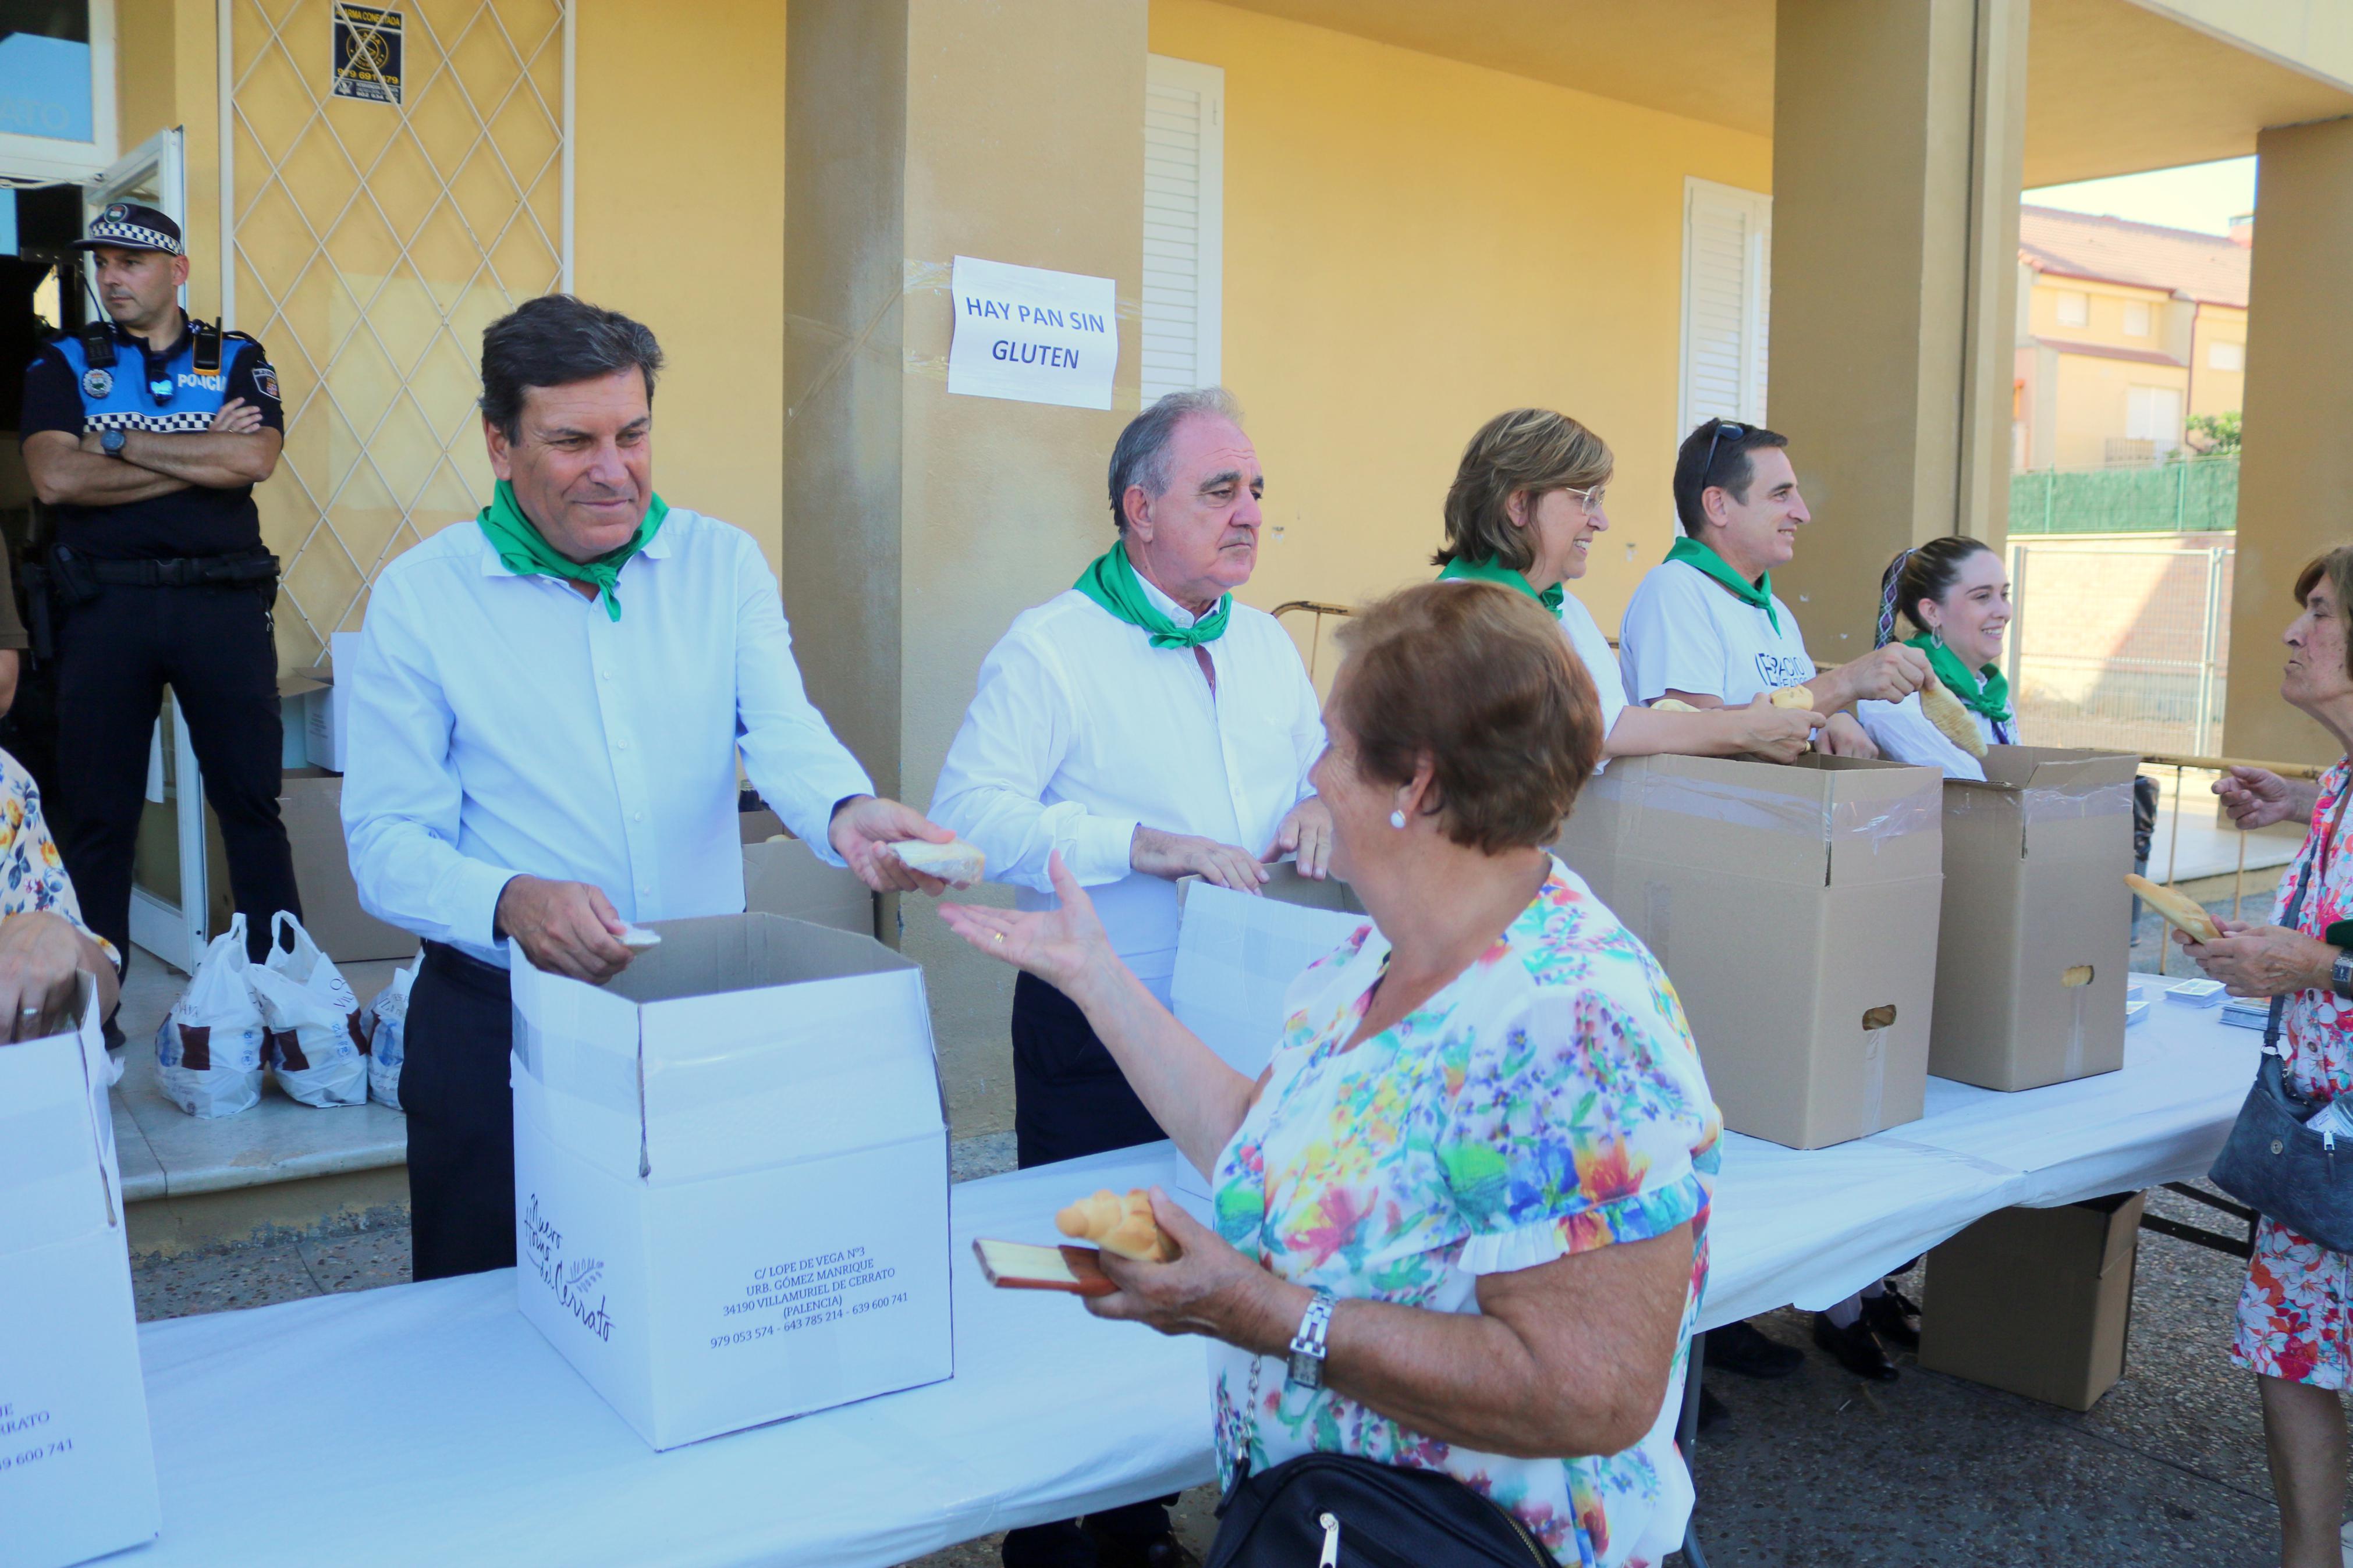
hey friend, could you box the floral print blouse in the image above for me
[1208,859,1720,1567]
[2234,758,2353,1389]
[0,749,112,963]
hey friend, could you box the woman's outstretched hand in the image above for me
[936,850,1115,997]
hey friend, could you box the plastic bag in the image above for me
[154,913,267,1118]
[367,958,417,1111]
[249,912,370,1108]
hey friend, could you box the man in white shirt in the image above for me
[931,387,1325,1565]
[1620,419,1929,756]
[343,295,949,1282]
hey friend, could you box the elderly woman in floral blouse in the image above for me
[0,746,119,1037]
[2181,545,2353,1568]
[942,582,1719,1567]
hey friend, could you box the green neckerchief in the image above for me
[1905,632,2013,724]
[1072,543,1230,649]
[1437,556,1565,614]
[476,479,668,622]
[1666,535,1778,634]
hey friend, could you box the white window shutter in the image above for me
[1680,177,1772,436]
[1141,56,1224,406]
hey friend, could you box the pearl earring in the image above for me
[1389,809,1407,830]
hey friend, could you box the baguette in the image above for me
[1055,1187,1179,1264]
[889,837,986,886]
[2125,874,2221,943]
[1919,681,1988,759]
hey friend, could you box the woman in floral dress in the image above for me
[942,582,1719,1567]
[2182,546,2353,1568]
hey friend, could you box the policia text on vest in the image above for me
[20,201,301,970]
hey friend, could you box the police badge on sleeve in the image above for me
[251,362,280,401]
[81,367,112,398]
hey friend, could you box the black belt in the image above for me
[80,550,278,588]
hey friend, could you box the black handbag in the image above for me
[2209,788,2353,1254]
[1206,1450,1552,1568]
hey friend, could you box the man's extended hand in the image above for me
[1131,824,1269,893]
[829,795,953,895]
[1822,643,1930,707]
[496,875,633,983]
[1261,795,1333,879]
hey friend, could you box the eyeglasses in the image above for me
[1698,421,1748,487]
[1563,483,1607,517]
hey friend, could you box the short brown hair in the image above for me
[1434,408,1614,574]
[2293,547,2353,679]
[1331,581,1602,854]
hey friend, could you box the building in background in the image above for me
[2014,204,2249,471]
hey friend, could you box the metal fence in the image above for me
[2008,537,2232,755]
[2009,456,2238,535]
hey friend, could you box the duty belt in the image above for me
[76,550,279,588]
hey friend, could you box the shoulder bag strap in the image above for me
[2263,783,2351,1058]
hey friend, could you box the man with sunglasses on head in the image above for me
[20,202,297,973]
[1620,419,1929,759]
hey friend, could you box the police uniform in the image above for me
[22,203,299,966]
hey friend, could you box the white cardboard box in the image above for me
[509,913,953,1450]
[0,984,164,1568]
[303,631,360,773]
[1171,866,1368,1079]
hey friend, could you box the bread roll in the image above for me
[1768,686,1815,710]
[1055,1186,1179,1263]
[1919,681,1988,759]
[2124,874,2221,943]
[890,838,986,886]
[1652,698,1699,713]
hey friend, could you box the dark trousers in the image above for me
[53,582,298,966]
[1004,972,1176,1567]
[404,941,518,1282]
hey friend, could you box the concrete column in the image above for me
[2221,115,2353,766]
[784,0,1146,1135]
[1765,0,2028,664]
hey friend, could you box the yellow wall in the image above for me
[573,1,787,575]
[2188,303,2246,418]
[1148,0,1771,642]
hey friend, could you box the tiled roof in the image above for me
[2018,205,2251,308]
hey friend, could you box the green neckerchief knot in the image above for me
[1666,535,1778,634]
[1436,556,1565,614]
[476,479,668,622]
[1905,632,2013,724]
[1073,543,1231,649]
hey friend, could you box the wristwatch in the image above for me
[2331,950,2353,1000]
[1285,1288,1336,1390]
[98,428,126,458]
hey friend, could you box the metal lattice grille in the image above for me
[225,0,567,668]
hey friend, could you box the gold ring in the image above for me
[993,932,1005,944]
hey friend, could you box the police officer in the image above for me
[21,202,299,968]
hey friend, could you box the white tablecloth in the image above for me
[124,1004,2255,1568]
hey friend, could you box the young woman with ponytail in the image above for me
[1858,536,2016,780]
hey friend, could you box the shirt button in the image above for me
[633,812,644,823]
[639,884,651,895]
[599,669,612,682]
[616,738,630,750]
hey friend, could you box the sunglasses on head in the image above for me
[1698,421,1748,487]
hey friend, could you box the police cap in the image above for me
[73,202,183,257]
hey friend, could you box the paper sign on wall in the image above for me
[947,257,1117,411]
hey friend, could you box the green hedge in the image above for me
[2010,456,2237,535]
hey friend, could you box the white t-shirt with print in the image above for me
[1619,556,1815,706]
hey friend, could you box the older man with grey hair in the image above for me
[931,386,1326,1565]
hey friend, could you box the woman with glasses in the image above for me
[1857,537,2016,781]
[1432,408,1819,766]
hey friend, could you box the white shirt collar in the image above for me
[1131,556,1212,630]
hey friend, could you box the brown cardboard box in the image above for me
[1918,1191,2143,1410]
[741,838,877,939]
[1557,753,1944,1150]
[1931,747,2139,1090]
